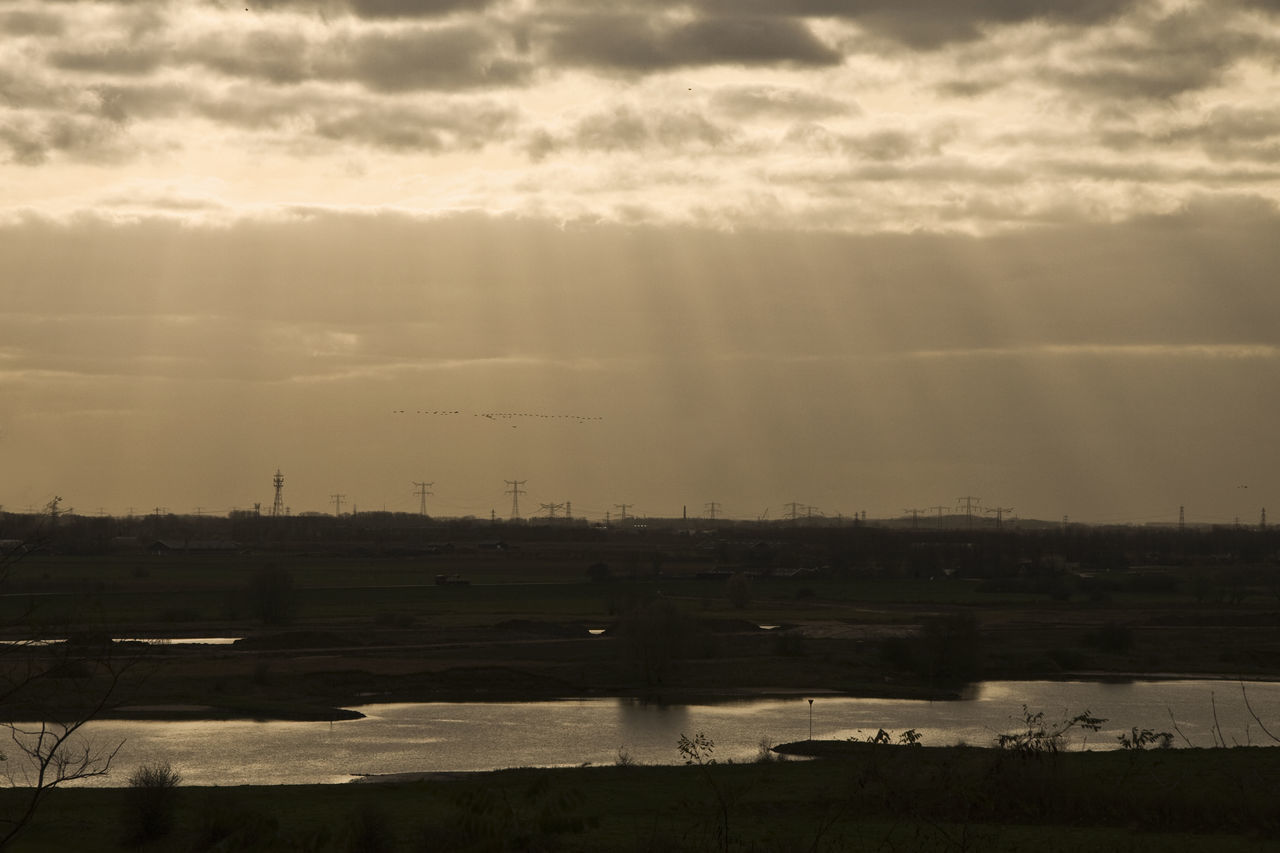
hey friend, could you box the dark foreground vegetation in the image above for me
[3,507,1280,848]
[3,743,1279,852]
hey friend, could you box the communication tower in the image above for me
[271,470,285,518]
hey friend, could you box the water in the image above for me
[9,679,1278,787]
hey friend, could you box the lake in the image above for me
[9,679,1278,787]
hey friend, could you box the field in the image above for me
[2,520,1280,849]
[4,744,1279,851]
[2,524,1280,719]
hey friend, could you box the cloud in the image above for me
[709,85,852,120]
[0,9,66,36]
[182,22,530,91]
[549,0,1138,48]
[543,13,841,71]
[252,0,497,18]
[312,100,518,151]
[1044,6,1271,100]
[569,105,731,153]
[0,114,130,166]
[187,28,315,85]
[49,43,166,75]
[334,24,531,91]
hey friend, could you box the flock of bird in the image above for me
[392,410,603,425]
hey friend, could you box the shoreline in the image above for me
[66,671,1280,722]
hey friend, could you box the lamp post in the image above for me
[808,698,814,741]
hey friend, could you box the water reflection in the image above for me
[20,680,1279,787]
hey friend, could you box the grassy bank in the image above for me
[4,745,1278,851]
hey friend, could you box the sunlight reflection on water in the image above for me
[20,680,1278,787]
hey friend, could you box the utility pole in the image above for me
[413,481,434,517]
[506,479,527,520]
[331,493,346,516]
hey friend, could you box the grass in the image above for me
[3,746,1278,851]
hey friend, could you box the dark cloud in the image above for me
[710,85,852,119]
[0,114,127,166]
[92,83,191,124]
[544,14,841,71]
[526,105,733,158]
[347,0,495,16]
[1047,8,1269,99]
[550,0,1136,49]
[313,101,518,150]
[50,44,166,75]
[188,29,314,85]
[251,0,495,17]
[1160,107,1280,162]
[183,24,529,91]
[843,130,925,162]
[0,10,66,36]
[336,25,531,91]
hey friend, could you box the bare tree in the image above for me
[0,505,130,849]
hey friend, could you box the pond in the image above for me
[9,679,1278,787]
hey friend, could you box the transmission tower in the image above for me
[506,479,527,520]
[1178,505,1185,532]
[904,508,928,529]
[704,501,721,520]
[413,481,434,516]
[986,506,1014,528]
[614,503,631,520]
[331,493,346,516]
[1262,507,1268,530]
[538,502,565,519]
[785,501,802,522]
[957,496,981,528]
[271,469,285,518]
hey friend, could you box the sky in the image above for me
[2,0,1280,525]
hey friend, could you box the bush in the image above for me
[122,762,181,845]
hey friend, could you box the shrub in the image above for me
[122,762,181,845]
